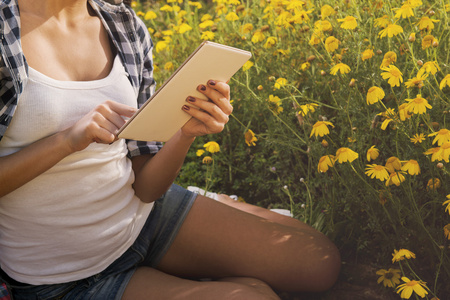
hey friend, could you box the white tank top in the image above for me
[0,55,153,285]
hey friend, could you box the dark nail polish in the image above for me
[187,96,196,103]
[199,85,207,91]
[208,80,216,86]
[182,105,190,111]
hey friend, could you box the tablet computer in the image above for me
[117,41,252,142]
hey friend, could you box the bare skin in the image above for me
[2,0,341,298]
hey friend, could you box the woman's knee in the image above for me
[286,232,341,292]
[219,277,280,300]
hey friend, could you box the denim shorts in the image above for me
[7,184,197,300]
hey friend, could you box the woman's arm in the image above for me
[0,100,136,197]
[131,80,232,203]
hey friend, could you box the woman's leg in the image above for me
[122,267,280,300]
[156,195,341,293]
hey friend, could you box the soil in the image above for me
[277,261,399,300]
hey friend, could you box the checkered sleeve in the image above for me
[125,8,163,157]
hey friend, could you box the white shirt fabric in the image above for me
[0,55,153,284]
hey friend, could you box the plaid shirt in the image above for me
[0,0,163,156]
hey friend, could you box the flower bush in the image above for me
[133,0,449,298]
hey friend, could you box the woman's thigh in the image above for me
[122,267,280,300]
[156,195,341,292]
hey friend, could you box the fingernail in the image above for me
[187,96,196,103]
[208,80,216,86]
[182,105,190,111]
[199,84,207,91]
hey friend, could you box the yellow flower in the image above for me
[374,15,389,28]
[380,51,397,68]
[406,0,423,8]
[401,160,420,175]
[381,65,403,87]
[376,268,401,288]
[424,147,442,162]
[164,61,174,70]
[321,4,336,19]
[201,31,215,40]
[393,4,414,19]
[392,249,416,263]
[201,14,213,22]
[274,78,288,89]
[417,61,440,77]
[155,40,168,53]
[335,147,359,163]
[144,10,157,20]
[408,32,416,42]
[160,4,173,12]
[330,63,351,75]
[240,23,253,34]
[405,73,428,88]
[244,129,257,146]
[378,23,404,38]
[242,61,254,71]
[396,277,428,299]
[422,35,438,50]
[428,129,450,146]
[318,155,335,173]
[338,16,358,30]
[188,1,202,9]
[416,17,439,31]
[267,95,283,114]
[298,103,318,116]
[314,20,333,32]
[366,86,385,105]
[367,145,380,162]
[438,142,450,162]
[177,23,192,34]
[439,74,450,90]
[385,156,402,173]
[443,195,450,215]
[361,49,374,61]
[162,30,174,36]
[310,121,334,137]
[309,30,324,46]
[444,224,450,240]
[399,103,412,121]
[202,156,213,164]
[215,3,228,15]
[405,94,432,115]
[365,164,390,181]
[324,36,339,52]
[410,133,425,144]
[203,141,220,153]
[196,149,205,156]
[264,36,277,48]
[251,30,265,43]
[225,12,239,21]
[199,19,214,29]
[386,171,406,186]
[427,178,441,190]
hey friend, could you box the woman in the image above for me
[0,0,341,299]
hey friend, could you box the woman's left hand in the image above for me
[180,80,232,138]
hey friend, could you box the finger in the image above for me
[207,80,230,100]
[197,83,233,115]
[91,111,122,137]
[185,96,229,124]
[182,104,225,133]
[95,101,136,130]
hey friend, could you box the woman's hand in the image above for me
[62,100,137,152]
[180,80,232,138]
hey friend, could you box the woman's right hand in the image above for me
[62,100,137,152]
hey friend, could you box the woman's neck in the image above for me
[18,0,92,27]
